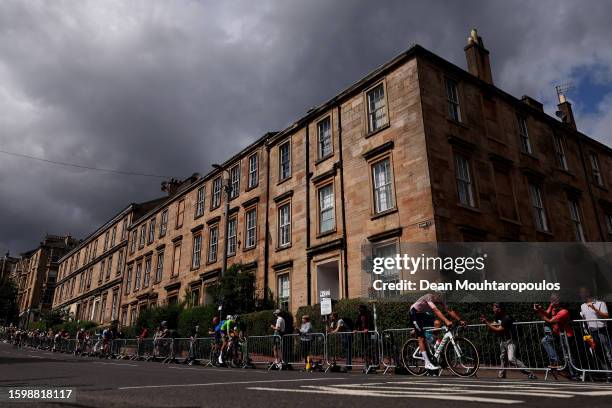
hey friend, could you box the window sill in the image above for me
[536,229,554,238]
[316,229,337,239]
[194,213,204,220]
[594,183,608,192]
[447,118,469,129]
[206,259,217,266]
[365,123,390,139]
[315,154,333,166]
[190,265,201,272]
[519,151,539,161]
[457,203,481,213]
[370,208,398,220]
[275,244,292,252]
[245,184,259,192]
[555,168,575,178]
[277,176,292,186]
[242,245,257,253]
[499,217,522,226]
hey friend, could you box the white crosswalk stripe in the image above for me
[248,379,612,405]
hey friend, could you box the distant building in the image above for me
[15,235,78,326]
[52,199,164,326]
[0,252,19,282]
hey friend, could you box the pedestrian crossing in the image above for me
[248,378,612,405]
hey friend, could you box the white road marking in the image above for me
[316,384,574,398]
[248,386,523,404]
[166,366,268,374]
[93,362,141,367]
[118,377,349,390]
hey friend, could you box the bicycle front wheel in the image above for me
[444,337,479,377]
[401,339,427,376]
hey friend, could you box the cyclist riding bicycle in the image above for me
[218,315,235,365]
[409,290,465,370]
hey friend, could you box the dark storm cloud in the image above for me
[2,0,612,253]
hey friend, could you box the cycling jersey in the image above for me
[220,320,234,332]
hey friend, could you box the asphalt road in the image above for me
[2,341,612,407]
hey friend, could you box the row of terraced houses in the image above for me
[8,30,612,328]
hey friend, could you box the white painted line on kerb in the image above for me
[247,386,522,404]
[118,377,349,390]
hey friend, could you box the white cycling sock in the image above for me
[421,351,432,365]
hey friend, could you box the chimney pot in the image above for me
[464,28,493,84]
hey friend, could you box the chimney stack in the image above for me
[556,94,577,130]
[464,28,493,84]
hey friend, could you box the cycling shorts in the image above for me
[409,308,428,338]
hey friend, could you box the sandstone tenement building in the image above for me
[12,234,78,326]
[52,201,164,326]
[42,29,612,324]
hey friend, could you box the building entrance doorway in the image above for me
[316,260,340,302]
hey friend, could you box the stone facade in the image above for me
[46,31,612,324]
[15,235,77,325]
[53,201,162,326]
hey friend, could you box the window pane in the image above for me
[372,158,394,213]
[318,117,332,158]
[367,84,387,132]
[318,184,335,232]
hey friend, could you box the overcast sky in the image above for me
[2,0,612,254]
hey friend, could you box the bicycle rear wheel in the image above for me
[401,339,427,376]
[444,337,479,377]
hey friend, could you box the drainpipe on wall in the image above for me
[305,123,312,306]
[263,145,271,304]
[337,105,350,298]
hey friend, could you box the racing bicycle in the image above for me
[401,325,479,377]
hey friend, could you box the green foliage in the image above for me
[240,309,294,336]
[178,304,218,337]
[0,278,18,325]
[39,308,69,329]
[52,320,97,336]
[296,299,565,333]
[134,302,184,333]
[207,263,257,315]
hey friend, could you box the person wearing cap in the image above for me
[271,310,285,365]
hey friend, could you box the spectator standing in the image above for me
[270,309,285,366]
[579,287,611,372]
[299,315,313,366]
[481,303,536,379]
[535,293,578,380]
[328,312,353,370]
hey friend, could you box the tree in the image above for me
[0,278,18,325]
[207,263,257,315]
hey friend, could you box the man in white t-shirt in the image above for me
[270,309,285,365]
[579,287,611,369]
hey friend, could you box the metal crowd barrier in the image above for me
[381,328,413,374]
[3,318,610,381]
[566,318,612,381]
[245,335,282,370]
[463,321,563,379]
[325,331,379,372]
[281,333,326,369]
